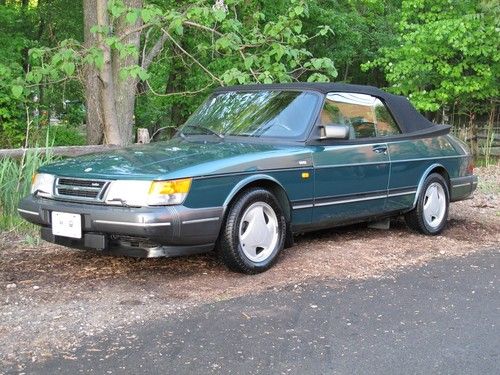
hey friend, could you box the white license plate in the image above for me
[51,211,82,239]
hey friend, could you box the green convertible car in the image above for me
[19,83,477,273]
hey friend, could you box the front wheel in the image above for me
[405,173,449,235]
[218,188,286,274]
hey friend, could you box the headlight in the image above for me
[31,173,55,197]
[105,178,192,207]
[105,180,152,206]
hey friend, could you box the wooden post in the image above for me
[137,128,150,144]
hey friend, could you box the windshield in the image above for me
[179,90,320,139]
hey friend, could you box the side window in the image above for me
[320,92,401,139]
[373,102,400,136]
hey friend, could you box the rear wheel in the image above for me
[405,173,449,235]
[218,188,286,274]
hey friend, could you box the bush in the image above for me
[27,124,86,147]
[47,125,86,146]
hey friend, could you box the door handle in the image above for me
[372,145,388,154]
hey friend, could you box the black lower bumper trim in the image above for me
[40,227,214,258]
[101,243,214,258]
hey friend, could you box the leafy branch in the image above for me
[9,0,337,102]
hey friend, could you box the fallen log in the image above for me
[0,144,121,159]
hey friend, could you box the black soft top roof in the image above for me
[214,83,449,135]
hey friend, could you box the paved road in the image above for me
[17,248,500,374]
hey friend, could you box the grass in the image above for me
[0,149,56,232]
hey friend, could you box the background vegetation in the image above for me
[0,0,497,147]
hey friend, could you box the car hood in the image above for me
[39,138,312,180]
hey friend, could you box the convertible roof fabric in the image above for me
[215,83,449,135]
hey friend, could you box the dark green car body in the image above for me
[19,83,477,259]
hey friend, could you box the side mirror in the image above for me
[320,124,350,140]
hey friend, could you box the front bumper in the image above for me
[18,196,223,257]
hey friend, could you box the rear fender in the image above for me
[412,163,447,208]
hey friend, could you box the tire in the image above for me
[405,173,449,235]
[218,188,287,274]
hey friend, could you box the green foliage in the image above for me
[364,0,499,113]
[0,5,31,146]
[102,1,331,82]
[50,126,86,146]
[129,0,339,132]
[61,103,86,127]
[0,1,84,148]
[303,0,401,85]
[101,0,338,85]
[0,64,26,147]
[31,126,86,147]
[1,0,497,146]
[3,0,339,143]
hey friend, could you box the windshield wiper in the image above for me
[183,124,224,139]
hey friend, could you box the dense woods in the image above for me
[0,0,498,148]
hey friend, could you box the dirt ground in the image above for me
[1,166,499,370]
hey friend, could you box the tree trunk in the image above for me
[83,0,143,145]
[111,0,142,144]
[95,0,122,144]
[83,0,104,144]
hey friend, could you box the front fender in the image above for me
[222,174,287,208]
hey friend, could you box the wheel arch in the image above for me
[222,174,292,223]
[412,163,451,208]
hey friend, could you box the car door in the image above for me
[311,92,399,224]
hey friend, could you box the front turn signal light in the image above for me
[147,178,192,205]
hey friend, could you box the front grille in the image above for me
[55,177,110,202]
[58,178,107,188]
[57,188,100,198]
